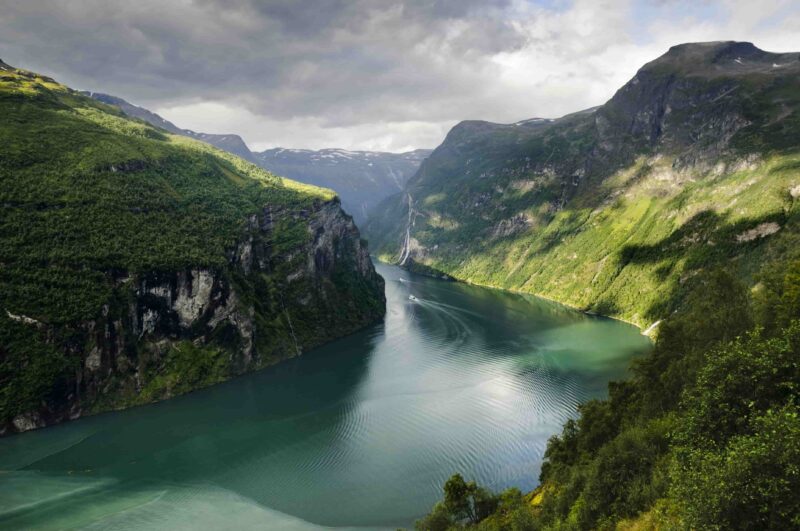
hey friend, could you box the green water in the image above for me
[0,263,651,530]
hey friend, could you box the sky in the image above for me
[2,0,800,152]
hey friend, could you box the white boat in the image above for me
[408,295,417,301]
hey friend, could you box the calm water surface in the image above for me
[0,263,650,530]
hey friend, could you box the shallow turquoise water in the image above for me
[0,263,651,529]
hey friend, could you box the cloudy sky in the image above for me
[2,0,800,152]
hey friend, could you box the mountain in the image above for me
[254,147,431,223]
[83,92,258,162]
[0,60,385,434]
[405,41,800,530]
[83,92,431,224]
[366,41,800,328]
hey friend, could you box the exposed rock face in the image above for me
[1,198,384,435]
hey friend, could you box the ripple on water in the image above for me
[0,263,651,530]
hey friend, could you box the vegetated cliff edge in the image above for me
[366,41,800,328]
[0,60,385,435]
[82,92,432,226]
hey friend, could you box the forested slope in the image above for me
[0,60,385,434]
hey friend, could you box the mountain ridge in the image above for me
[82,91,431,223]
[404,40,800,530]
[255,146,432,222]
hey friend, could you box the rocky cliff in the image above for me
[0,63,385,435]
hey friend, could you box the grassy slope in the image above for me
[401,153,800,327]
[368,42,800,328]
[0,64,332,322]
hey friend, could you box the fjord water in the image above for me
[0,263,650,530]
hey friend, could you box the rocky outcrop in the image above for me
[1,198,384,435]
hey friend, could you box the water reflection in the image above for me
[0,263,650,530]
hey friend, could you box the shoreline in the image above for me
[375,256,659,340]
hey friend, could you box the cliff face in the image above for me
[0,63,385,436]
[3,198,384,434]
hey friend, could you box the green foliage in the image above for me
[671,406,800,530]
[0,314,74,420]
[678,322,800,445]
[0,64,383,427]
[755,259,800,335]
[137,342,231,403]
[529,265,798,529]
[670,320,800,529]
[419,260,800,529]
[442,474,499,525]
[415,475,535,531]
[632,269,754,417]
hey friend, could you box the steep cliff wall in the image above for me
[2,198,384,434]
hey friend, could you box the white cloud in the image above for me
[156,101,455,152]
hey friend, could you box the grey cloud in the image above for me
[2,0,797,151]
[0,0,527,125]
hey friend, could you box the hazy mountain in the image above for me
[255,147,431,223]
[83,92,430,223]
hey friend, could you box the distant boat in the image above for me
[398,278,407,283]
[408,295,418,301]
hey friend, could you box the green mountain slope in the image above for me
[0,60,385,434]
[81,92,431,225]
[366,41,800,328]
[403,42,800,530]
[82,91,259,163]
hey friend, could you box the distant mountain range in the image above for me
[254,147,431,223]
[83,92,431,224]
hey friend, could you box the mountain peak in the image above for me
[637,40,799,78]
[665,40,761,58]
